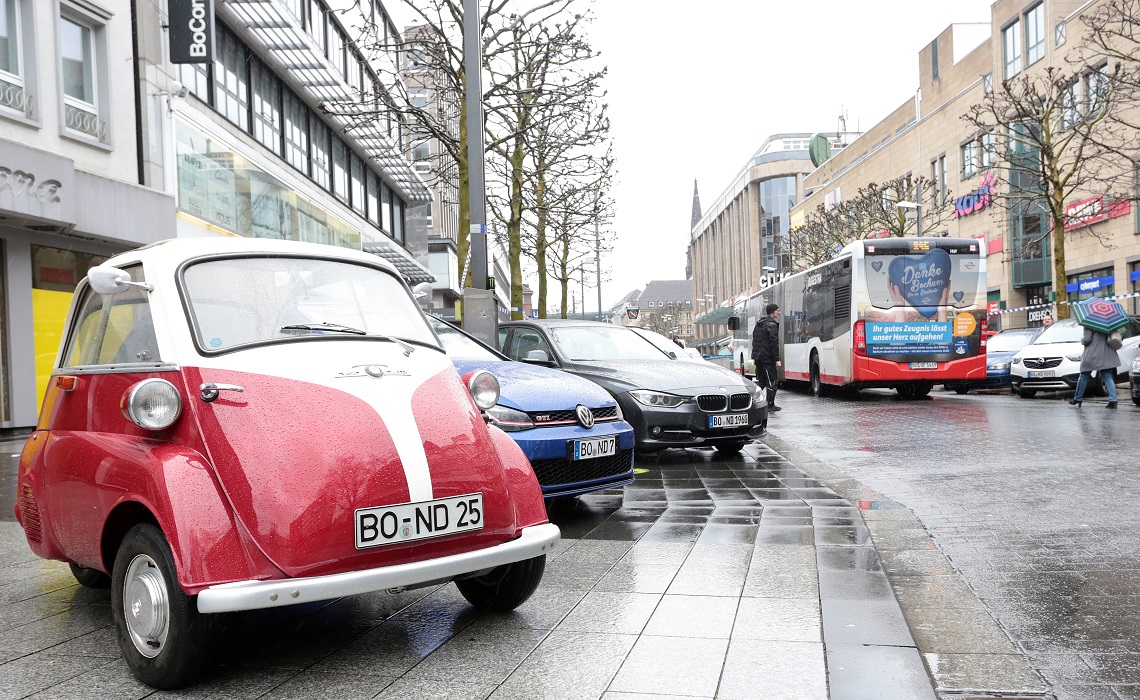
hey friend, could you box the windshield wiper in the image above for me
[279,322,416,356]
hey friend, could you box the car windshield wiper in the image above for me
[279,322,416,356]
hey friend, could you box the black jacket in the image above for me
[752,316,780,366]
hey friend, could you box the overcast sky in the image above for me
[391,1,997,312]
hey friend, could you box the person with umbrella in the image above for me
[1069,299,1128,408]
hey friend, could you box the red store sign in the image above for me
[1064,194,1131,232]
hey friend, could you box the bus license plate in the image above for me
[909,362,938,370]
[1028,370,1055,378]
[573,435,617,461]
[709,413,749,428]
[355,493,482,549]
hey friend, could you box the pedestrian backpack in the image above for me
[1107,330,1123,350]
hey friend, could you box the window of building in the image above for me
[931,39,939,81]
[310,117,331,189]
[411,133,430,172]
[983,72,992,95]
[178,62,209,102]
[1066,266,1115,302]
[1025,4,1044,66]
[939,155,948,204]
[930,159,940,204]
[393,197,404,244]
[306,0,326,54]
[961,140,978,179]
[1061,79,1080,130]
[214,26,250,132]
[1055,20,1066,48]
[331,138,349,203]
[0,0,31,118]
[350,153,366,216]
[251,59,282,155]
[60,12,106,141]
[1003,19,1022,79]
[981,132,996,168]
[1085,63,1109,117]
[381,180,392,233]
[283,90,308,174]
[367,170,380,226]
[1130,261,1140,314]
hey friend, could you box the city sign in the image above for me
[954,170,995,219]
[626,308,639,320]
[169,0,215,64]
[1063,194,1131,232]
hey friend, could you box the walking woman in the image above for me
[1069,326,1120,408]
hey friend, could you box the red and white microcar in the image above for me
[13,238,559,688]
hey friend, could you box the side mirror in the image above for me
[412,281,434,307]
[667,351,678,359]
[727,316,740,331]
[88,266,153,295]
[521,349,553,365]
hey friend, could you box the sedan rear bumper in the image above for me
[196,523,561,613]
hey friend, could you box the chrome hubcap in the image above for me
[123,554,169,658]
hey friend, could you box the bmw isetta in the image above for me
[13,238,559,688]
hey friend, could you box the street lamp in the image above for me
[896,200,923,237]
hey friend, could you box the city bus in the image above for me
[729,237,988,398]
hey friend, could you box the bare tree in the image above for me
[848,174,953,237]
[963,62,1140,318]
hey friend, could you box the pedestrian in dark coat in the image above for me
[1069,326,1120,408]
[751,303,782,412]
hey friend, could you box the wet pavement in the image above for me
[768,386,1140,700]
[0,433,953,699]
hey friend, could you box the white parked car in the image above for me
[630,327,708,363]
[1010,317,1140,398]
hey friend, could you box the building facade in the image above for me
[690,133,854,351]
[790,0,1140,329]
[0,0,432,429]
[612,280,694,344]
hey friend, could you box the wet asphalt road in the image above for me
[769,385,1140,700]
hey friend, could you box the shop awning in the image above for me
[364,242,436,285]
[694,306,738,326]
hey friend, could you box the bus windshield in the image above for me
[863,239,983,315]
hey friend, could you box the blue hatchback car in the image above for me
[428,316,636,498]
[945,327,1042,394]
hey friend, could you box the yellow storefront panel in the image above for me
[32,289,74,413]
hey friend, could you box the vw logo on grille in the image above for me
[575,404,594,429]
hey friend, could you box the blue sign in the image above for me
[530,309,538,318]
[866,321,953,356]
[1065,275,1115,293]
[1131,270,1140,282]
[887,249,952,318]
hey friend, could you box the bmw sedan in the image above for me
[499,320,768,454]
[428,315,636,497]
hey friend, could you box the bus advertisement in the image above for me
[730,238,988,398]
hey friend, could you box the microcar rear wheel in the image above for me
[69,563,111,588]
[456,555,546,612]
[111,524,212,689]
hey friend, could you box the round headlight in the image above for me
[123,379,183,430]
[467,370,500,411]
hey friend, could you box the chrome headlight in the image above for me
[988,362,1010,371]
[748,382,768,407]
[485,405,534,432]
[1066,354,1083,362]
[122,379,182,430]
[629,389,686,408]
[466,370,500,410]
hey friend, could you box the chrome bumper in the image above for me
[196,523,561,614]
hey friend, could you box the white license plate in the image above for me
[1028,370,1055,378]
[355,493,483,549]
[709,413,750,428]
[573,435,617,461]
[910,362,938,370]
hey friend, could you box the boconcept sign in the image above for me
[169,0,215,64]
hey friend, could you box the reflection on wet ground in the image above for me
[1,435,937,699]
[770,387,1140,700]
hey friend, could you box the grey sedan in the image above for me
[499,320,768,454]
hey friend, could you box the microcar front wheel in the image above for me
[456,555,546,611]
[111,524,212,689]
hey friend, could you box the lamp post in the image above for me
[896,200,923,237]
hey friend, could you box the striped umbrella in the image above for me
[1072,298,1129,333]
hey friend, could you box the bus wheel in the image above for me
[810,355,824,397]
[911,382,932,398]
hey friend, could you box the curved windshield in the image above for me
[988,330,1039,352]
[427,316,500,361]
[182,256,437,352]
[550,325,673,361]
[1030,319,1083,344]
